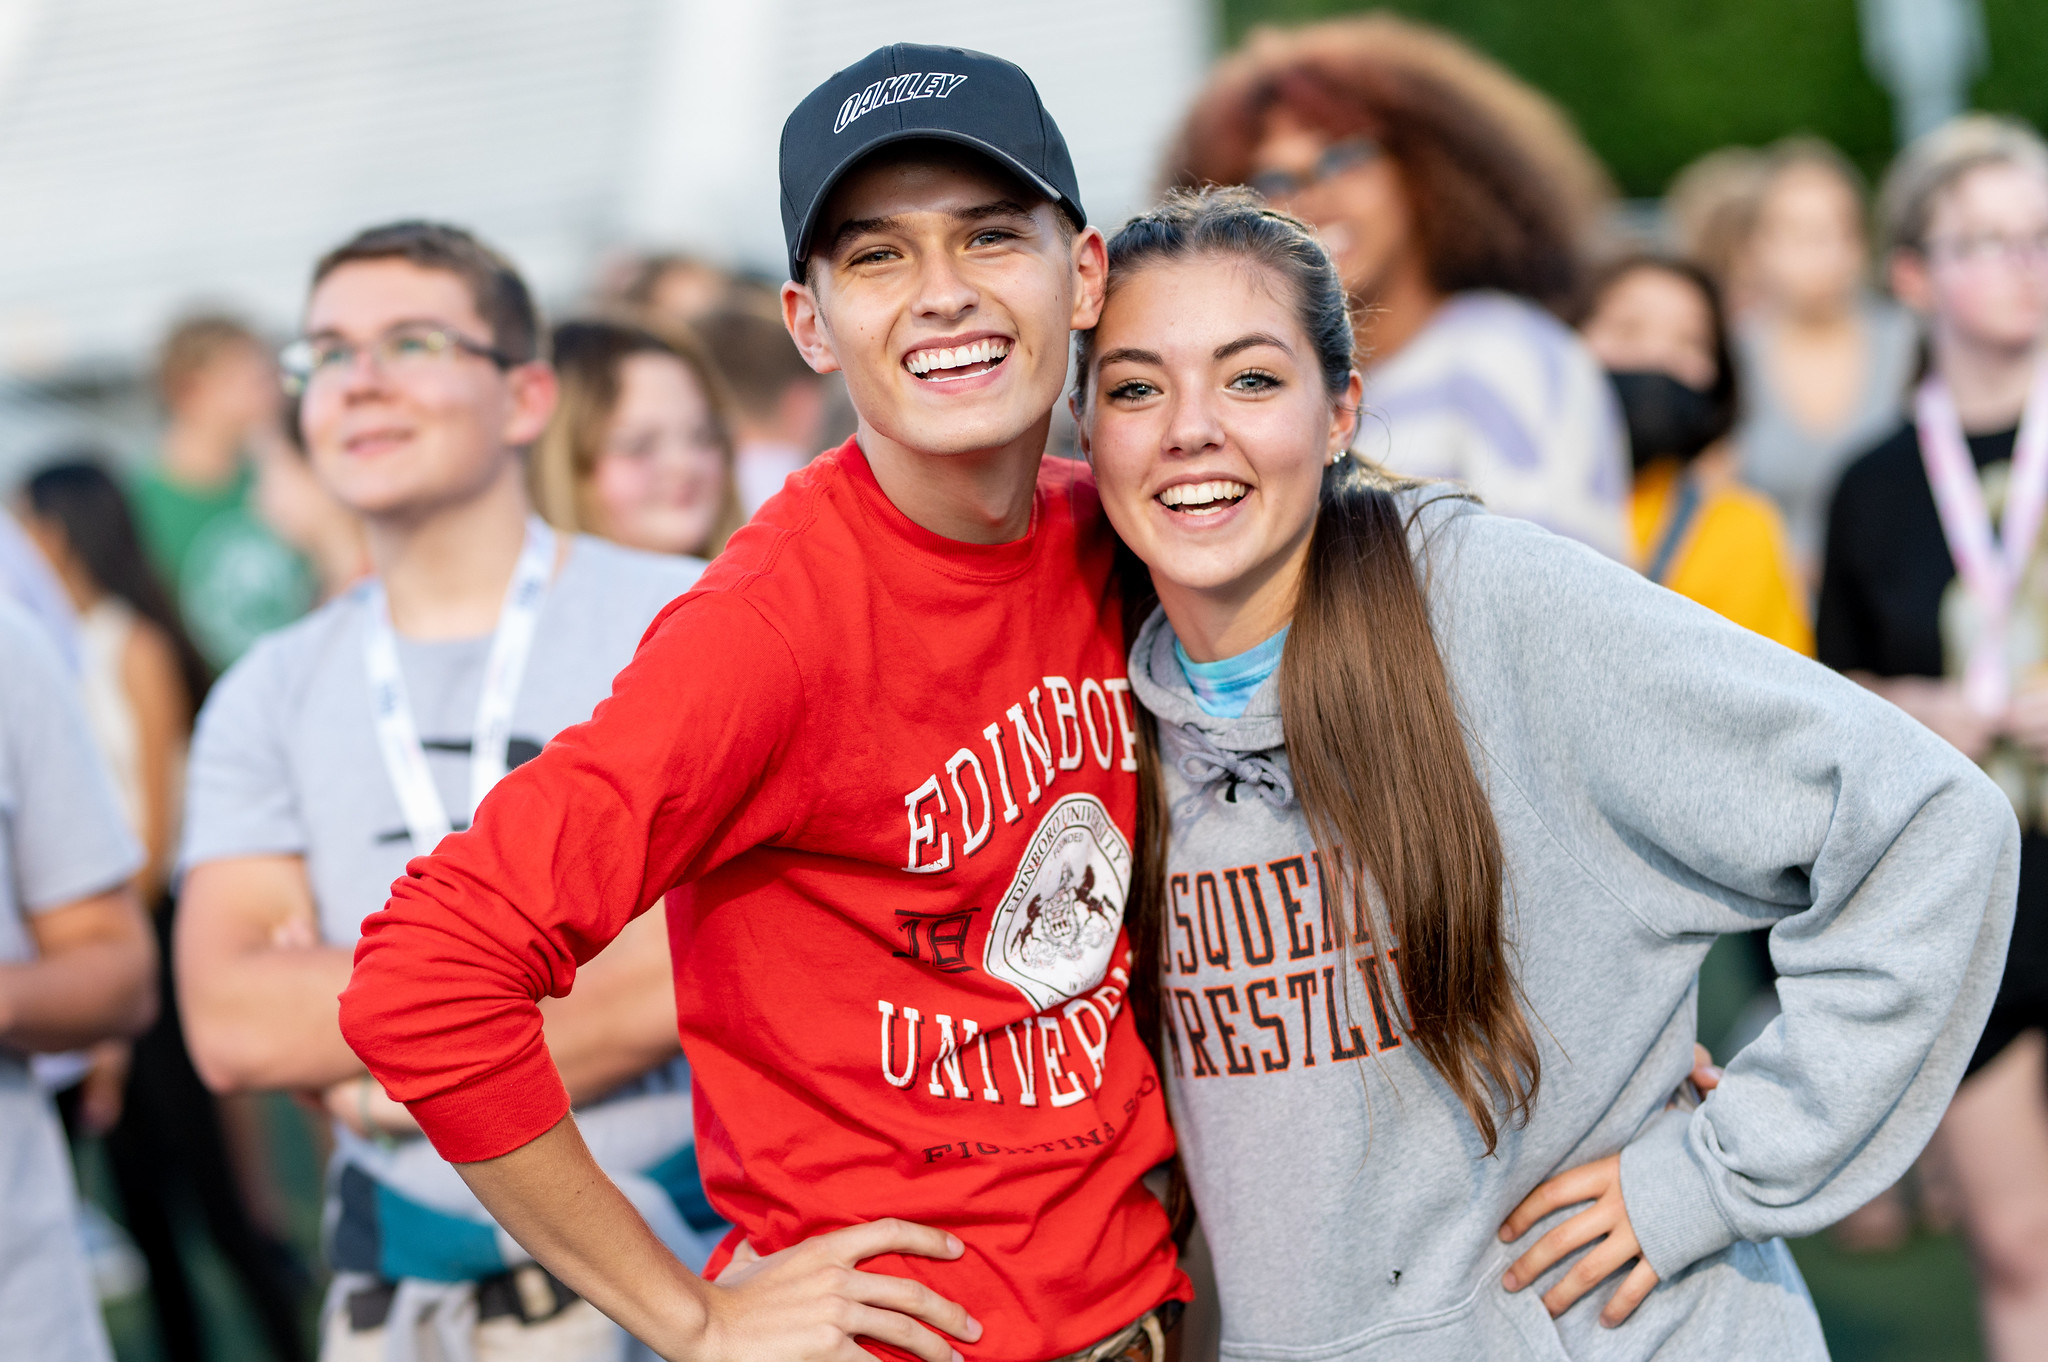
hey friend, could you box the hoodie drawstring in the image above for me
[1175,726,1294,810]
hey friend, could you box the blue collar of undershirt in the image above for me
[1173,627,1289,719]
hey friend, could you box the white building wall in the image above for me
[0,0,1211,379]
[623,0,1214,275]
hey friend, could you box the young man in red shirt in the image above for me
[340,44,1188,1362]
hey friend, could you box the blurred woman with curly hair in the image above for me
[1165,13,1629,557]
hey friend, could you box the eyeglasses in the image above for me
[278,324,516,396]
[1246,138,1383,201]
[1925,229,2048,268]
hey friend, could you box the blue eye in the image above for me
[1108,380,1158,401]
[1229,370,1281,392]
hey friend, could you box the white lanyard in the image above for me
[1916,365,2048,715]
[363,517,557,849]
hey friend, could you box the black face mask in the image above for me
[1608,370,1729,471]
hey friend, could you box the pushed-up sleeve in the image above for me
[1434,510,2016,1281]
[340,592,808,1163]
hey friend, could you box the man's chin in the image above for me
[873,410,1050,461]
[902,381,1065,451]
[329,481,434,524]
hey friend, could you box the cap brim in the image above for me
[789,128,1082,280]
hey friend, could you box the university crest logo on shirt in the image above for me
[984,794,1131,1009]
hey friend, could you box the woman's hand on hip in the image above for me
[1498,1154,1660,1326]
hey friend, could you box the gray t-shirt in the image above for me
[1,598,142,1362]
[184,535,701,942]
[1735,297,1920,566]
[182,535,717,1272]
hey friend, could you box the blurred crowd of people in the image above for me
[3,9,2047,1361]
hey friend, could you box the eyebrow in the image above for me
[302,316,464,342]
[824,199,1037,260]
[1214,332,1294,360]
[1093,333,1296,371]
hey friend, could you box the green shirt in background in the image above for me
[127,464,315,670]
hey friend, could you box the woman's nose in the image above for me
[1163,389,1226,458]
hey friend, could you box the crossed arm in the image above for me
[0,884,156,1054]
[176,852,683,1108]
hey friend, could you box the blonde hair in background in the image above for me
[1665,147,1770,303]
[529,318,744,556]
[1878,114,2048,260]
[156,312,264,408]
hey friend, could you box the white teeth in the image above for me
[906,339,1011,376]
[1158,480,1250,509]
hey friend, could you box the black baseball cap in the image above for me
[779,43,1087,281]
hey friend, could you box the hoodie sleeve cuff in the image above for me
[402,1041,571,1165]
[1618,1107,1741,1280]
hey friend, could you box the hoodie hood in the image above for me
[1128,606,1294,811]
[1128,607,1285,753]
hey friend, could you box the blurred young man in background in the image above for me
[176,221,715,1362]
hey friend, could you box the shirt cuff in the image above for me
[402,1041,570,1165]
[1618,1106,1741,1280]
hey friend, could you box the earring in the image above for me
[1329,446,1349,465]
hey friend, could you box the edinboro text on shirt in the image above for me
[876,672,1142,1108]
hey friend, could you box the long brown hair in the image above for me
[530,319,744,556]
[1163,13,1609,319]
[1084,188,1538,1151]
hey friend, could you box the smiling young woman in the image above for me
[1076,186,2018,1360]
[529,319,742,559]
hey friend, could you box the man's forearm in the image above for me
[180,942,363,1092]
[456,1116,708,1358]
[0,939,156,1052]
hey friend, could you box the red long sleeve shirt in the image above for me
[341,440,1185,1360]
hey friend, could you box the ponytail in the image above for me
[1283,458,1535,1152]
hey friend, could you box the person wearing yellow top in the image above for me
[1583,255,1815,654]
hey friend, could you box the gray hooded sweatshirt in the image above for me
[1128,491,2017,1361]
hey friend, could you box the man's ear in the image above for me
[503,362,558,447]
[1069,226,1109,331]
[1889,248,1934,315]
[782,279,842,376]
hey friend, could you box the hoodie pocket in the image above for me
[1484,1284,1575,1362]
[1221,1285,1573,1362]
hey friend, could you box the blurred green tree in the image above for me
[1220,0,2048,196]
